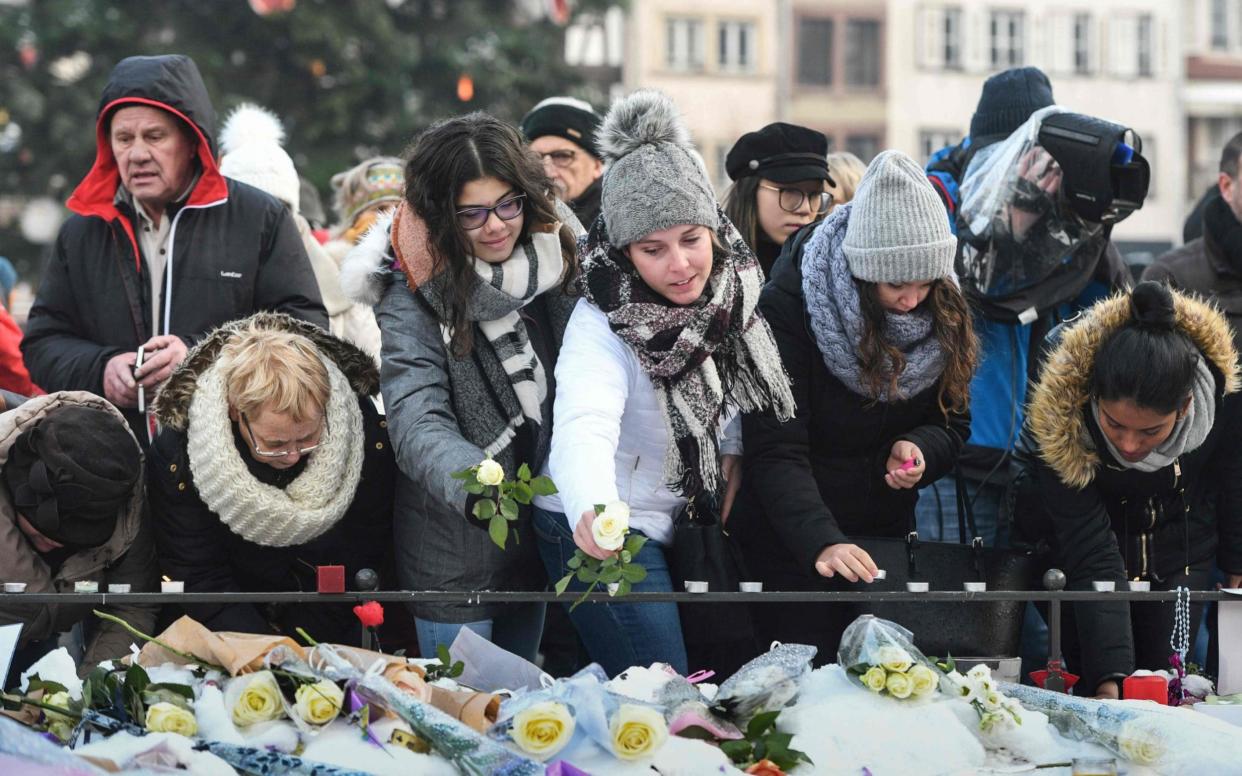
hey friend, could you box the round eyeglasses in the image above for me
[759,183,833,214]
[455,194,526,230]
[538,149,578,168]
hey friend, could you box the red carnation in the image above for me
[353,601,384,628]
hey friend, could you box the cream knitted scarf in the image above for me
[186,356,364,547]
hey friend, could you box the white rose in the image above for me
[876,645,914,673]
[885,670,914,699]
[231,671,286,727]
[861,665,888,693]
[477,459,505,487]
[146,701,198,737]
[592,501,630,551]
[294,680,344,726]
[908,664,938,698]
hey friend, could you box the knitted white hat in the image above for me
[219,103,300,214]
[842,149,956,283]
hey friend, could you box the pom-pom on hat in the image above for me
[598,90,718,248]
[218,103,301,214]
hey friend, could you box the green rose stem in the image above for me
[0,692,84,720]
[93,609,228,673]
[296,627,320,647]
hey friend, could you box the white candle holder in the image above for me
[74,581,98,593]
[1092,580,1116,592]
[3,582,26,593]
[906,581,929,593]
[107,583,131,593]
[161,580,185,593]
[685,580,709,593]
[1128,580,1151,592]
[964,581,987,592]
[739,582,763,593]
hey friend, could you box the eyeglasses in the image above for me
[241,412,326,458]
[759,184,833,214]
[538,149,578,168]
[455,194,526,230]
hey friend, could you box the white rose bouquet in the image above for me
[451,458,558,549]
[938,660,1023,732]
[839,615,940,701]
[554,501,649,611]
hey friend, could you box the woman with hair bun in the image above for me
[1012,281,1242,698]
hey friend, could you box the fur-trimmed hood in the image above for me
[153,312,379,431]
[1028,291,1240,489]
[339,208,397,308]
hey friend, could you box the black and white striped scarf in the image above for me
[579,207,795,497]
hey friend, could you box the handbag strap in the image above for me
[953,465,987,580]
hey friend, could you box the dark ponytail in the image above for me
[1091,281,1199,414]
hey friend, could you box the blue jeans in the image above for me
[914,474,1008,547]
[533,506,687,677]
[415,603,545,664]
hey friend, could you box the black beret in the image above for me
[726,122,832,184]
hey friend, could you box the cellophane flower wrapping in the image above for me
[837,615,939,700]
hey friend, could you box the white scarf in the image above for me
[186,357,364,547]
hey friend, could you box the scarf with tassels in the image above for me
[390,200,569,457]
[579,206,795,498]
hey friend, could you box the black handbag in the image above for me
[667,493,757,673]
[838,472,1040,658]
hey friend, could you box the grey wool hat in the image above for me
[843,150,957,284]
[598,90,719,248]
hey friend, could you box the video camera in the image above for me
[1037,113,1150,224]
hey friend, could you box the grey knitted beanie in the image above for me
[843,150,957,284]
[598,90,719,247]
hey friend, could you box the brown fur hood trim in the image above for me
[153,312,379,431]
[1028,290,1239,489]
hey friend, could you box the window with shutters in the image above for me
[1137,15,1154,77]
[920,130,961,164]
[944,8,963,70]
[1073,14,1092,75]
[846,134,880,163]
[718,20,756,73]
[666,17,704,72]
[797,17,834,86]
[845,19,881,87]
[989,10,1024,68]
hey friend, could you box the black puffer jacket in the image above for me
[1011,291,1242,689]
[734,234,971,589]
[23,55,326,441]
[147,314,394,644]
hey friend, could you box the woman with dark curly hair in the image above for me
[734,150,978,658]
[340,112,581,661]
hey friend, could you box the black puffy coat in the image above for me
[734,235,971,591]
[23,55,326,441]
[1011,292,1242,690]
[147,315,394,644]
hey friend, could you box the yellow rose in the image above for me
[232,671,286,727]
[610,704,668,761]
[43,691,75,725]
[1118,724,1165,766]
[477,459,505,487]
[591,502,630,552]
[876,645,914,673]
[885,670,914,699]
[908,664,938,697]
[861,665,888,693]
[145,701,198,737]
[511,701,576,761]
[295,680,344,726]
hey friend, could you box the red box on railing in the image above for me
[317,565,345,594]
[1123,673,1168,704]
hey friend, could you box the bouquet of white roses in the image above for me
[554,501,648,610]
[452,458,557,549]
[838,615,939,701]
[938,661,1022,733]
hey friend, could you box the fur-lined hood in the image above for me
[1028,291,1239,489]
[339,208,397,308]
[153,312,379,431]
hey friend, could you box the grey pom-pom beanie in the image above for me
[842,149,957,284]
[598,90,719,247]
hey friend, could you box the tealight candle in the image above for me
[1128,580,1151,592]
[107,583,131,593]
[1092,580,1116,592]
[906,581,929,593]
[161,576,185,593]
[685,581,709,593]
[964,581,987,592]
[74,581,98,593]
[739,582,763,592]
[3,582,26,593]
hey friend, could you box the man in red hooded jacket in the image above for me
[22,55,326,443]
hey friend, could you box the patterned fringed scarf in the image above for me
[579,206,795,498]
[391,201,567,457]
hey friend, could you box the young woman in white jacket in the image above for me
[532,91,794,676]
